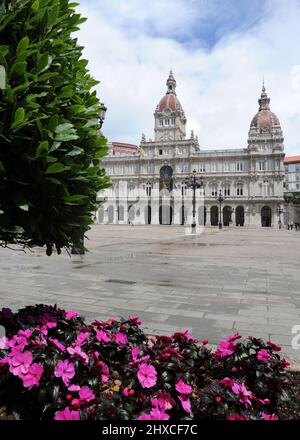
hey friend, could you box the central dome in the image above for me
[249,85,281,133]
[156,70,184,114]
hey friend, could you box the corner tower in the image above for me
[154,71,187,142]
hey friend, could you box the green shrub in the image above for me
[0,0,109,254]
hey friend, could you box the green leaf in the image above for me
[46,163,69,174]
[31,0,40,12]
[10,61,27,76]
[16,37,29,55]
[55,123,73,134]
[60,85,73,99]
[19,204,29,211]
[11,107,25,129]
[37,53,52,74]
[36,140,49,157]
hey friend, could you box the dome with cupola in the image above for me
[249,84,282,133]
[156,71,184,114]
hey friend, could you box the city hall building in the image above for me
[97,72,285,228]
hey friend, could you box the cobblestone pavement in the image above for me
[1,225,300,360]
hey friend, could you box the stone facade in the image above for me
[97,72,285,228]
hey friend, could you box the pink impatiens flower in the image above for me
[137,363,157,388]
[114,332,128,344]
[226,333,241,342]
[227,413,249,420]
[216,340,236,357]
[149,407,170,420]
[22,363,44,389]
[178,394,191,413]
[49,338,65,352]
[79,386,95,403]
[128,315,142,325]
[96,330,110,343]
[151,392,174,411]
[257,349,270,363]
[232,382,253,407]
[99,361,109,383]
[175,378,192,395]
[9,351,33,377]
[0,336,9,349]
[261,412,279,420]
[76,332,90,347]
[54,359,75,386]
[281,358,290,369]
[65,310,80,320]
[67,346,88,364]
[54,407,80,420]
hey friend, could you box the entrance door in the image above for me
[223,206,231,226]
[211,206,218,226]
[159,205,172,225]
[261,206,272,227]
[236,206,245,226]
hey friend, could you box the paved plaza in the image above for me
[1,225,300,360]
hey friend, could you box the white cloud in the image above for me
[77,0,300,155]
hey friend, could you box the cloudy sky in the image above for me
[77,0,300,155]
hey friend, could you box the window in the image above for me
[237,187,243,196]
[199,163,206,173]
[159,149,163,155]
[211,162,217,173]
[224,162,230,172]
[224,187,230,196]
[236,162,243,172]
[164,119,170,125]
[171,118,175,125]
[159,119,163,126]
[259,161,265,171]
[211,187,218,197]
[146,183,152,197]
[181,184,187,196]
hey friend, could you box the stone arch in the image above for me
[107,205,114,223]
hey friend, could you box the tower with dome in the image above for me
[98,72,285,228]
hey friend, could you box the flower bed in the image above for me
[0,304,295,420]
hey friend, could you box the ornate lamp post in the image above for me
[184,169,203,233]
[98,103,107,129]
[217,190,225,229]
[71,103,107,255]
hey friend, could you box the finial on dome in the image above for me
[166,70,176,95]
[258,80,270,111]
[262,75,265,92]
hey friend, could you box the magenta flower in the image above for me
[65,310,80,320]
[227,413,249,420]
[175,378,192,395]
[54,359,75,386]
[257,349,270,363]
[128,315,142,325]
[9,351,33,377]
[99,361,109,382]
[76,332,90,346]
[226,333,241,342]
[149,407,170,420]
[115,332,128,344]
[49,338,65,352]
[67,346,88,364]
[68,384,81,392]
[22,363,44,389]
[137,363,157,388]
[217,340,236,357]
[79,386,95,403]
[54,407,80,420]
[261,412,279,420]
[232,382,253,407]
[137,413,152,420]
[178,394,191,413]
[173,330,195,341]
[281,358,290,369]
[96,330,110,343]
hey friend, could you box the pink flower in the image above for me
[54,359,75,386]
[131,347,141,361]
[175,378,192,395]
[128,315,142,325]
[129,347,150,365]
[261,412,279,420]
[257,349,270,362]
[22,363,43,389]
[45,321,57,329]
[49,338,65,352]
[172,330,195,341]
[76,332,90,346]
[67,346,88,364]
[151,393,174,411]
[232,382,253,407]
[217,340,236,357]
[9,330,32,351]
[267,341,281,352]
[137,364,157,388]
[54,407,80,420]
[0,336,9,349]
[226,333,241,342]
[149,407,170,420]
[65,310,80,320]
[99,361,109,382]
[257,398,271,405]
[9,351,33,377]
[281,358,290,369]
[114,332,128,344]
[227,413,248,420]
[79,385,95,403]
[68,384,81,392]
[96,330,110,343]
[220,377,235,389]
[178,394,191,413]
[137,413,152,420]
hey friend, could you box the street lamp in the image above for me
[184,169,203,233]
[98,103,107,129]
[217,190,225,229]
